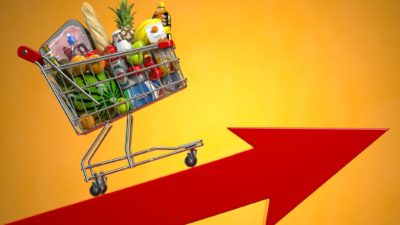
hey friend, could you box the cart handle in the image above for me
[18,46,44,65]
[17,45,100,105]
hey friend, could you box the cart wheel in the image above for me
[90,183,101,197]
[100,184,108,194]
[99,172,107,194]
[185,153,197,167]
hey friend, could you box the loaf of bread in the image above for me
[81,2,110,51]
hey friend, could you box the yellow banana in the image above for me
[134,18,162,45]
[136,18,159,34]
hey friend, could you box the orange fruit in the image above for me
[80,115,95,130]
[70,55,87,75]
[88,54,105,74]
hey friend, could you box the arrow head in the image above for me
[228,128,387,225]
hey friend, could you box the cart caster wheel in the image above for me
[90,183,101,197]
[185,154,197,167]
[100,184,108,194]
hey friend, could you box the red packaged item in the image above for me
[143,54,162,80]
[128,65,143,79]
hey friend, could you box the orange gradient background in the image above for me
[1,0,399,224]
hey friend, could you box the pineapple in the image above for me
[109,0,136,43]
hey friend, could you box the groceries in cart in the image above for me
[35,1,184,133]
[18,0,204,197]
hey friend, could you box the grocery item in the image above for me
[41,44,61,65]
[128,65,143,79]
[80,114,95,130]
[103,45,117,55]
[81,2,111,51]
[109,58,130,89]
[70,55,87,75]
[128,73,156,108]
[162,71,182,92]
[132,40,146,48]
[133,18,162,45]
[41,44,74,90]
[109,0,136,44]
[152,44,175,75]
[39,19,95,63]
[71,72,121,122]
[143,54,162,80]
[109,58,137,109]
[115,97,130,115]
[66,33,91,58]
[127,40,145,66]
[145,21,167,44]
[103,45,118,63]
[112,30,133,52]
[87,54,105,74]
[128,52,143,65]
[152,2,171,40]
[97,70,124,103]
[85,49,103,57]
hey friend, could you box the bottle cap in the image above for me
[158,2,165,8]
[111,30,122,36]
[66,33,77,45]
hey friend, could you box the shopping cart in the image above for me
[17,40,204,196]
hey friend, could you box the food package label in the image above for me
[146,22,167,44]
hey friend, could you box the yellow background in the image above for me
[1,0,399,224]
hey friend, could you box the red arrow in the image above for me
[8,128,386,225]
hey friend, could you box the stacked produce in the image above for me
[40,1,182,132]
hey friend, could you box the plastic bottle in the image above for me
[152,2,172,40]
[112,30,133,52]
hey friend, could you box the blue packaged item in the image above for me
[162,72,182,92]
[129,81,154,108]
[151,80,161,88]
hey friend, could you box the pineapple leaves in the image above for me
[109,0,136,29]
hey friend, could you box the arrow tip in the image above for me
[228,128,387,225]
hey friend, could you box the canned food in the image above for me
[162,71,182,92]
[110,58,129,88]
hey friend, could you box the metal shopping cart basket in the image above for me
[17,40,203,196]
